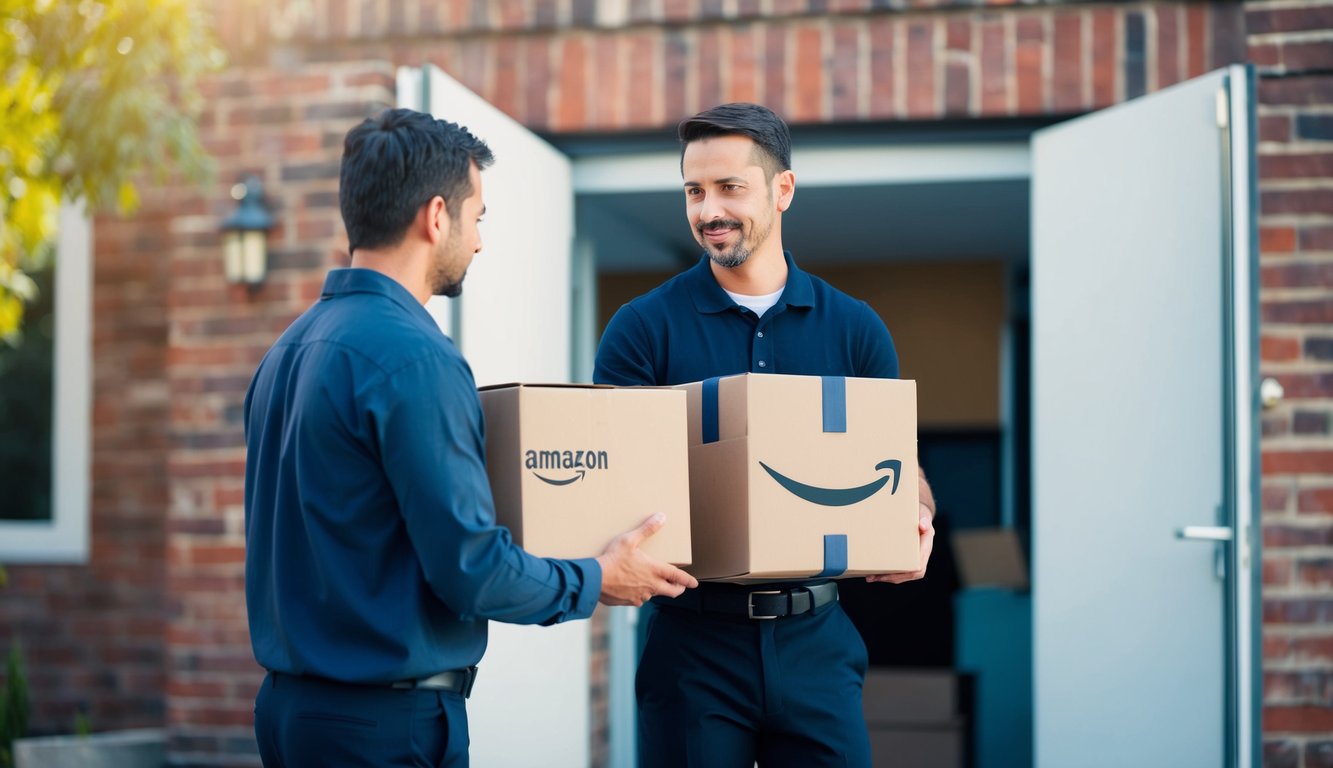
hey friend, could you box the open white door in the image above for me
[399,65,587,767]
[1032,65,1258,767]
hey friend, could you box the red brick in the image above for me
[947,18,970,52]
[493,37,519,118]
[554,36,587,130]
[1091,9,1116,108]
[1185,4,1207,78]
[1264,299,1333,325]
[1015,16,1044,114]
[1264,450,1333,475]
[1276,373,1333,399]
[1302,226,1333,253]
[1293,634,1333,663]
[868,17,896,119]
[1262,334,1301,362]
[728,24,760,106]
[1297,559,1333,587]
[627,31,657,128]
[1262,226,1298,255]
[663,29,687,121]
[593,35,621,128]
[1265,597,1333,625]
[1264,188,1333,217]
[1266,523,1333,547]
[764,25,788,119]
[524,37,550,126]
[1247,5,1333,35]
[1266,484,1292,512]
[979,18,1007,115]
[1284,41,1333,72]
[1260,76,1333,107]
[944,61,970,116]
[906,20,936,118]
[1155,5,1180,89]
[1052,13,1082,111]
[1249,42,1281,68]
[792,24,823,122]
[1299,488,1333,515]
[1264,558,1293,587]
[1261,152,1333,180]
[831,22,860,120]
[698,26,722,113]
[1266,706,1333,732]
[1263,262,1333,290]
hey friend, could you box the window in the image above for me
[0,203,90,562]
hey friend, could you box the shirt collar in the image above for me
[321,268,435,326]
[686,251,815,314]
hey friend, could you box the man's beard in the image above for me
[698,216,770,269]
[430,226,467,297]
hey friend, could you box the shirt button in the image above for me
[757,331,764,338]
[758,360,767,368]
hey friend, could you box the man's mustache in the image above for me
[698,219,743,235]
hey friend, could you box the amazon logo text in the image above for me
[525,449,610,486]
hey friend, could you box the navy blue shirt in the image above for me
[244,268,601,684]
[595,252,898,388]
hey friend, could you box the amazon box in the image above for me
[478,383,691,566]
[676,373,918,582]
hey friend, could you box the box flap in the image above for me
[478,382,616,392]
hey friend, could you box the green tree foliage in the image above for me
[0,0,222,341]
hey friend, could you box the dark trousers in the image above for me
[637,600,872,768]
[254,672,469,767]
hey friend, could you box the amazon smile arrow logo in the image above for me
[759,459,902,507]
[534,470,585,486]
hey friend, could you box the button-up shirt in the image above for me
[245,268,600,684]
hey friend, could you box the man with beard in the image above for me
[594,102,936,767]
[244,108,697,767]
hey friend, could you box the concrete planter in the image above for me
[13,728,165,768]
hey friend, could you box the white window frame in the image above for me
[0,202,91,562]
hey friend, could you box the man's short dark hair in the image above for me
[339,107,495,254]
[678,102,791,180]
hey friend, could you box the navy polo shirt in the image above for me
[244,268,600,685]
[594,252,898,388]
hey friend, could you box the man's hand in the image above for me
[866,467,936,584]
[597,513,699,606]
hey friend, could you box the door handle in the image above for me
[1176,526,1233,542]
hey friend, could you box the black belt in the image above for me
[390,666,478,697]
[664,581,838,620]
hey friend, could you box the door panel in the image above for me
[1032,67,1253,767]
[399,65,587,768]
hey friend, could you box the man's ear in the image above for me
[422,195,449,245]
[775,169,796,213]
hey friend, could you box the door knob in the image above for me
[1261,377,1284,410]
[1176,526,1233,542]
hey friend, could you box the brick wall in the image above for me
[226,0,1245,131]
[0,206,172,733]
[1249,1,1333,765]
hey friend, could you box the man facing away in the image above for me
[244,107,697,767]
[594,102,937,767]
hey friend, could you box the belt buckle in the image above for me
[747,590,783,620]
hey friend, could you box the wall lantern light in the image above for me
[221,175,275,286]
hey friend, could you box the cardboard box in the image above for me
[677,373,918,581]
[479,384,691,565]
